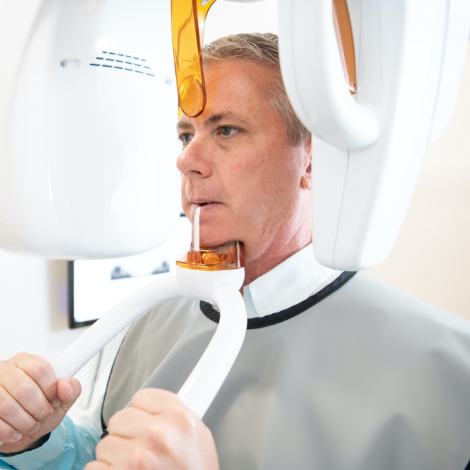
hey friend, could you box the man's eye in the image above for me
[178,133,194,146]
[216,126,240,138]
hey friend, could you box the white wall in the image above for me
[370,45,470,320]
[0,254,81,359]
[0,253,99,409]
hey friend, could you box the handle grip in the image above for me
[177,283,247,418]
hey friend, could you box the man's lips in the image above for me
[190,200,222,207]
[188,201,223,224]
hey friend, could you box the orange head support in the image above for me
[171,0,218,118]
[170,0,355,119]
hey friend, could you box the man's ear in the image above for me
[300,136,312,190]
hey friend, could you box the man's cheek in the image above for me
[229,157,260,175]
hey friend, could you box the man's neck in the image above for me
[242,228,312,287]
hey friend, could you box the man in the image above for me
[1,33,470,470]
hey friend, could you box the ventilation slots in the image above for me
[89,51,155,77]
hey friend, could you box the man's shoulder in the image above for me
[324,272,470,354]
[337,272,467,324]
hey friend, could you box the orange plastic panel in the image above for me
[171,0,217,117]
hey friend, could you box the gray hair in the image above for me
[202,33,310,145]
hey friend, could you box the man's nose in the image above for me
[176,137,212,178]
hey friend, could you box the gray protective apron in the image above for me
[101,273,470,470]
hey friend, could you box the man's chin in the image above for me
[199,239,234,249]
[199,232,238,250]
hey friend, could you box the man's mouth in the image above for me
[190,200,220,208]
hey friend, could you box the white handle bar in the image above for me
[52,275,179,379]
[178,283,247,417]
[52,268,247,418]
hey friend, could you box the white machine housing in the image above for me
[278,0,470,269]
[0,0,180,258]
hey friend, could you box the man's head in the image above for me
[176,33,312,284]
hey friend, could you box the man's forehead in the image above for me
[175,61,279,131]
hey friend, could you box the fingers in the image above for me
[56,378,82,411]
[130,389,198,438]
[0,417,23,445]
[107,408,153,439]
[96,435,160,469]
[130,389,187,416]
[106,407,183,463]
[0,363,54,423]
[11,353,57,403]
[107,406,196,454]
[0,385,42,437]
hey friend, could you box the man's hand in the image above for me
[85,389,219,470]
[0,352,81,454]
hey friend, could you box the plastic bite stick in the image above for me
[193,204,201,251]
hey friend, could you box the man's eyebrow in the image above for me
[176,112,249,132]
[176,120,194,132]
[205,112,249,126]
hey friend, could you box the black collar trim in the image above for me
[200,271,357,329]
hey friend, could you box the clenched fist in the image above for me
[0,352,81,454]
[86,389,219,470]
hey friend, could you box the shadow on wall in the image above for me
[47,260,69,331]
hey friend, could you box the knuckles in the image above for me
[11,352,32,365]
[25,419,41,434]
[131,388,177,409]
[0,384,52,428]
[146,423,173,455]
[0,421,16,442]
[14,383,37,405]
[171,407,198,436]
[36,405,54,422]
[107,408,131,431]
[24,361,50,382]
[14,353,52,382]
[130,445,159,469]
[0,395,17,421]
[96,436,159,469]
[0,394,39,434]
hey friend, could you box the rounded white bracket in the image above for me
[278,0,379,150]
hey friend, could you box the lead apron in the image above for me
[101,273,470,470]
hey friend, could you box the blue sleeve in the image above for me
[0,415,99,470]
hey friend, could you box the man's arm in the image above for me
[0,415,99,469]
